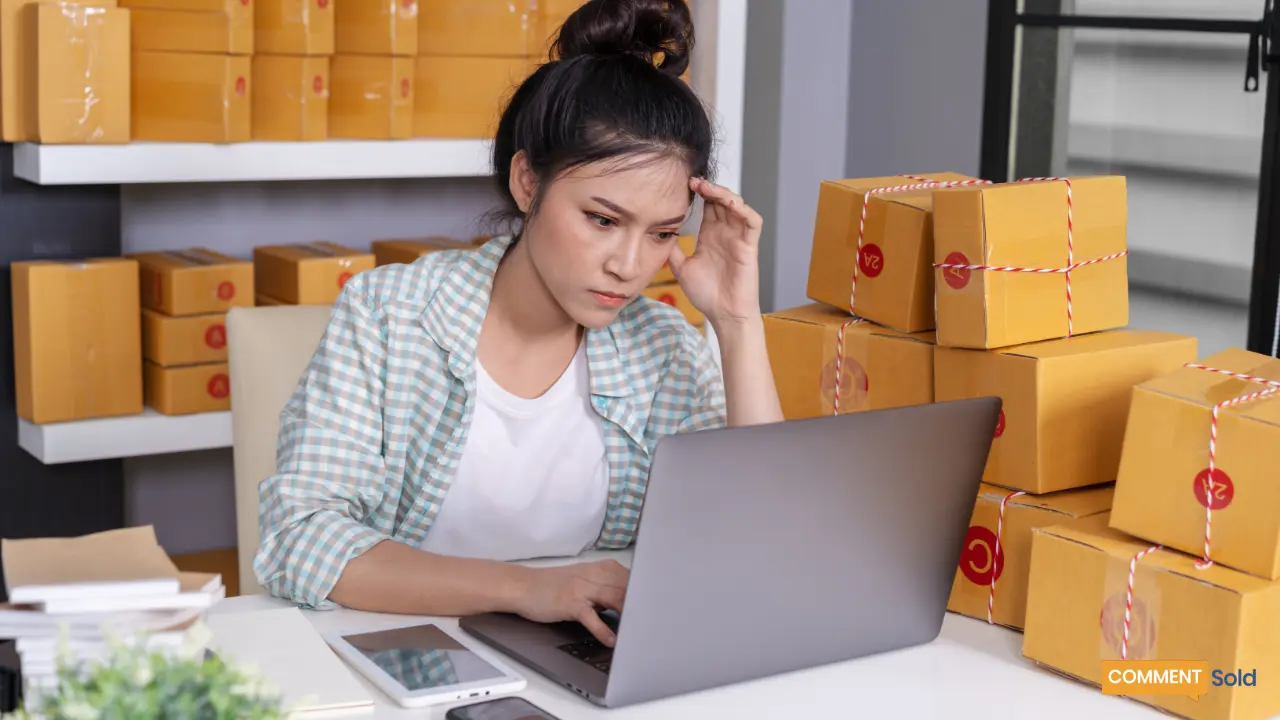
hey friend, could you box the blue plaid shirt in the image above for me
[254,234,727,609]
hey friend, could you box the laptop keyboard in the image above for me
[557,638,613,673]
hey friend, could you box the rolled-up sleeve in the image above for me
[676,331,728,434]
[253,281,393,610]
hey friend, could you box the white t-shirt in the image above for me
[420,340,610,561]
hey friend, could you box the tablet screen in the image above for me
[340,624,506,692]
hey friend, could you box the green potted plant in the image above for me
[1,624,285,720]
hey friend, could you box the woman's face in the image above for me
[518,155,692,329]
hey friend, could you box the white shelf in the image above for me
[18,409,232,464]
[13,139,494,185]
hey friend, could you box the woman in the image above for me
[254,0,782,648]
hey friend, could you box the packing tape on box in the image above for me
[1183,362,1280,571]
[829,173,990,414]
[932,177,1129,338]
[983,489,1025,624]
[1100,544,1164,663]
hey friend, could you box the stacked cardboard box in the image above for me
[1,0,130,144]
[765,172,979,421]
[925,177,1200,632]
[11,259,144,424]
[412,0,550,139]
[371,235,479,267]
[253,0,334,140]
[122,0,253,142]
[131,249,253,415]
[1021,349,1280,719]
[330,0,411,139]
[254,242,374,305]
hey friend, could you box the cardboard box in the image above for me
[255,294,287,306]
[417,0,538,58]
[933,176,1130,349]
[335,0,416,56]
[806,173,980,334]
[131,249,254,317]
[129,8,250,54]
[762,303,934,420]
[253,242,374,305]
[12,258,143,424]
[142,309,228,366]
[650,234,697,285]
[132,51,250,142]
[23,2,130,144]
[145,361,230,415]
[413,55,535,139]
[251,54,327,141]
[256,0,332,55]
[329,55,412,139]
[2,0,116,142]
[641,283,703,328]
[934,330,1197,494]
[1111,348,1280,581]
[1023,512,1280,720]
[947,483,1113,630]
[372,236,473,267]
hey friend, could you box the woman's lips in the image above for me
[590,290,628,308]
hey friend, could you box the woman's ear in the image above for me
[508,151,537,214]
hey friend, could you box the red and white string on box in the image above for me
[829,174,991,415]
[932,177,1129,338]
[1184,363,1280,570]
[987,490,1025,624]
[1121,545,1161,661]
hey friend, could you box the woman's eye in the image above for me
[588,213,616,228]
[656,231,678,241]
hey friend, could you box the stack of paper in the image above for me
[0,526,225,695]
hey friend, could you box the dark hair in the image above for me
[490,0,714,232]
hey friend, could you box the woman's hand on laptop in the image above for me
[512,560,630,647]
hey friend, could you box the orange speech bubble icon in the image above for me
[1102,660,1210,701]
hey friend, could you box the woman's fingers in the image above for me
[577,606,617,647]
[692,177,760,231]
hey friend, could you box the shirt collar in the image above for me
[419,234,636,401]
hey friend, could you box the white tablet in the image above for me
[324,622,526,708]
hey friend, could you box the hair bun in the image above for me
[552,0,694,77]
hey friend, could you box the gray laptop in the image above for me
[459,397,1000,708]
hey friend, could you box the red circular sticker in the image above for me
[994,408,1006,438]
[216,281,236,301]
[942,251,972,290]
[239,0,248,6]
[1100,593,1156,659]
[1193,468,1234,510]
[235,76,246,97]
[207,373,230,400]
[820,358,870,409]
[958,525,1004,586]
[313,75,324,95]
[337,271,353,288]
[316,0,327,7]
[204,324,227,350]
[401,0,414,8]
[858,244,885,278]
[400,78,411,98]
[657,293,676,306]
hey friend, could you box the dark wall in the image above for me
[0,144,126,603]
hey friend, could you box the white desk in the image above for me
[209,552,1164,720]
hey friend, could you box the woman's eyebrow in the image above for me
[591,196,685,226]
